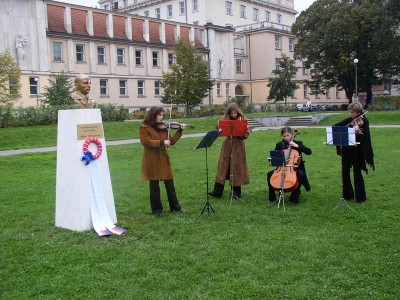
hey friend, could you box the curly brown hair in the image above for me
[143,106,164,127]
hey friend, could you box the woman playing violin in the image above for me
[267,127,312,204]
[140,106,187,217]
[333,102,374,203]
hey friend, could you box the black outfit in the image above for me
[267,140,312,204]
[334,116,374,203]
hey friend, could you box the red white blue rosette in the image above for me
[81,137,103,165]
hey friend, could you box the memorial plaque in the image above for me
[77,123,104,140]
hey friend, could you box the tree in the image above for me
[42,70,74,106]
[0,49,21,104]
[266,55,298,105]
[161,38,214,116]
[291,0,400,105]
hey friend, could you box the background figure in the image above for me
[219,55,225,74]
[333,102,374,203]
[267,127,312,204]
[208,103,250,199]
[306,99,312,111]
[15,34,27,63]
[140,106,187,217]
[71,74,95,108]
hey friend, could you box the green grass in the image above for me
[1,113,400,298]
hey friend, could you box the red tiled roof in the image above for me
[47,4,66,33]
[165,23,175,46]
[131,18,145,42]
[113,15,127,40]
[71,8,88,36]
[149,21,161,44]
[93,12,109,38]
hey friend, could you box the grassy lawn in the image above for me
[1,112,399,298]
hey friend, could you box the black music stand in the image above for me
[326,126,356,212]
[195,130,221,220]
[218,119,248,205]
[268,150,287,210]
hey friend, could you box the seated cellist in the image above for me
[267,127,312,204]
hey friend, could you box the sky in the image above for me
[56,0,316,14]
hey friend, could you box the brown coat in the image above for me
[140,124,182,180]
[215,136,250,186]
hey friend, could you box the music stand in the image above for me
[326,126,356,212]
[218,119,248,205]
[268,150,287,209]
[195,130,221,220]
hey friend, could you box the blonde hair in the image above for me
[348,102,363,114]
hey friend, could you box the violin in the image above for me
[157,121,195,130]
[347,111,368,134]
[269,129,301,192]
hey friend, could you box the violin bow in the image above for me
[167,98,173,148]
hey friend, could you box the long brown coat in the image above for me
[215,136,250,186]
[140,124,182,180]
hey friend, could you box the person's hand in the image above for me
[180,123,187,130]
[164,140,171,146]
[289,141,298,148]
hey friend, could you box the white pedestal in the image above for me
[55,109,117,231]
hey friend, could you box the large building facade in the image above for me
[0,0,347,109]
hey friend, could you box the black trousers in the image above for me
[150,179,181,213]
[267,169,305,204]
[211,182,241,198]
[342,161,366,202]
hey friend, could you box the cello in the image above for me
[269,129,301,192]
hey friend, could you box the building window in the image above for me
[155,8,161,19]
[275,58,281,71]
[193,0,198,12]
[336,86,340,98]
[113,2,118,10]
[277,14,282,24]
[217,83,222,96]
[29,77,39,95]
[97,46,106,64]
[326,88,331,99]
[253,8,259,21]
[265,11,270,22]
[53,42,62,62]
[291,89,296,98]
[135,50,143,66]
[9,78,18,95]
[236,59,243,73]
[168,53,174,65]
[117,48,125,64]
[289,39,295,52]
[155,81,161,96]
[303,84,308,98]
[124,0,128,6]
[274,35,281,49]
[302,62,308,75]
[226,83,231,97]
[167,5,173,17]
[225,1,232,15]
[144,11,149,17]
[179,1,185,14]
[100,79,108,96]
[240,5,246,18]
[138,80,145,96]
[119,80,127,96]
[152,51,159,67]
[76,44,85,62]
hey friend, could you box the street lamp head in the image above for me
[354,58,359,64]
[34,77,39,82]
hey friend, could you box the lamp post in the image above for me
[34,77,39,106]
[354,58,359,102]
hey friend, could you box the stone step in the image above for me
[248,119,263,127]
[285,116,313,127]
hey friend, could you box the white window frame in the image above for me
[253,8,259,21]
[155,8,161,19]
[302,62,308,75]
[76,44,85,62]
[119,80,127,96]
[167,4,173,17]
[274,35,281,49]
[138,80,145,96]
[168,53,174,65]
[100,79,108,96]
[303,84,308,98]
[240,5,246,18]
[226,83,231,97]
[135,50,143,66]
[326,88,331,99]
[236,59,243,73]
[117,48,125,64]
[225,1,232,15]
[179,1,185,14]
[193,0,198,12]
[217,83,222,96]
[336,86,340,98]
[29,77,39,96]
[289,39,295,52]
[277,14,282,24]
[53,41,62,62]
[275,58,281,71]
[97,46,106,64]
[265,10,270,22]
[152,51,159,67]
[144,11,149,17]
[155,81,161,96]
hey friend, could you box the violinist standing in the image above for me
[208,103,250,199]
[267,127,312,204]
[333,102,374,203]
[140,106,187,217]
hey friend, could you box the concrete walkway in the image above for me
[1,125,399,157]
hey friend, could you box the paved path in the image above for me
[1,125,399,157]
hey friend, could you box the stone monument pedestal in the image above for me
[55,109,116,231]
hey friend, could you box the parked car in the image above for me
[297,104,312,112]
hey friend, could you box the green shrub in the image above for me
[372,96,400,111]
